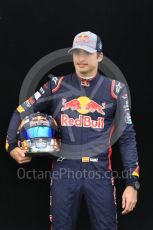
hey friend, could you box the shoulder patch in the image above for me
[17,105,25,113]
[51,76,64,93]
[111,80,124,99]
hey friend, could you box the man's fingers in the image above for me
[22,156,32,161]
[17,148,26,157]
[18,158,32,164]
[122,199,137,214]
[130,200,137,211]
[10,147,32,164]
[122,201,132,215]
[18,156,32,161]
[122,195,126,209]
[122,186,138,215]
[18,161,31,164]
[122,208,129,215]
[17,149,32,162]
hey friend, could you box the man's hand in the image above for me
[122,186,138,215]
[10,147,32,164]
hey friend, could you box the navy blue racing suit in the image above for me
[6,72,139,230]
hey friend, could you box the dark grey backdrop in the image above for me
[0,0,153,229]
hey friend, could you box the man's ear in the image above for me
[97,52,103,62]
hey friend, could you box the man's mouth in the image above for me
[77,63,88,67]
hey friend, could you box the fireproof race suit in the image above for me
[6,72,139,230]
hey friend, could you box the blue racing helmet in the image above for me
[18,112,61,157]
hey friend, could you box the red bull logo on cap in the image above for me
[76,34,90,43]
[61,97,105,129]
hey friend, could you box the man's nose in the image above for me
[78,53,86,62]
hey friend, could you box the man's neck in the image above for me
[76,70,98,80]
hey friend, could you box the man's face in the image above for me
[72,49,103,76]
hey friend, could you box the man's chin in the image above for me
[77,68,89,75]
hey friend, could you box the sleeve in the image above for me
[5,81,52,154]
[114,81,140,185]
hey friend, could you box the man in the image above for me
[6,31,140,230]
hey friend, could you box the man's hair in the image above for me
[97,52,103,58]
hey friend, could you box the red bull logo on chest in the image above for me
[61,97,105,115]
[61,97,106,128]
[61,114,104,128]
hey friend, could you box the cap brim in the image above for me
[68,45,97,54]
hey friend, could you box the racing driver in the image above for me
[6,31,140,230]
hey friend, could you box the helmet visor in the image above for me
[23,126,54,140]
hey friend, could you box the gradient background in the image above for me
[0,0,153,229]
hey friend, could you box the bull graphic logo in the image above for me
[76,34,90,43]
[61,97,105,115]
[61,98,81,111]
[85,100,105,115]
